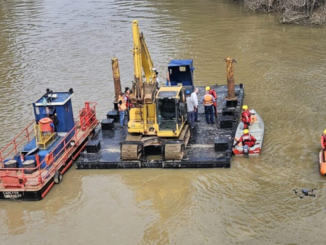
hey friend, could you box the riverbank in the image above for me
[243,0,326,25]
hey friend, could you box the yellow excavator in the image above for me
[121,20,192,161]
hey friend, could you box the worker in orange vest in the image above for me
[118,93,127,129]
[124,87,132,122]
[200,86,216,124]
[124,87,132,110]
[209,87,217,118]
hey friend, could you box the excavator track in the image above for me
[164,143,185,160]
[121,143,143,160]
[121,134,143,160]
[163,125,190,160]
[121,134,162,160]
[121,125,191,162]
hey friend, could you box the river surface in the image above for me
[1,0,326,244]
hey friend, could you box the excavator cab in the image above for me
[156,86,187,137]
[158,99,175,123]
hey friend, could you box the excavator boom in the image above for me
[131,20,157,105]
[140,32,156,83]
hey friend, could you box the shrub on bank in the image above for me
[243,0,326,25]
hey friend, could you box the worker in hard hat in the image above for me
[241,105,252,129]
[186,90,195,129]
[200,86,216,124]
[209,87,217,118]
[124,87,132,106]
[191,87,200,122]
[118,93,127,129]
[233,129,257,148]
[321,130,326,149]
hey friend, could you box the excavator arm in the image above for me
[132,20,143,102]
[131,20,158,105]
[140,32,156,83]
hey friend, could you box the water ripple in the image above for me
[1,0,326,244]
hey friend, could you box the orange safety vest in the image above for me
[203,94,213,106]
[118,96,127,111]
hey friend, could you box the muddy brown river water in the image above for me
[1,0,326,244]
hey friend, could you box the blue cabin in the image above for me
[168,59,195,87]
[12,89,76,169]
[33,89,75,133]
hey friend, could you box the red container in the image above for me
[39,117,53,132]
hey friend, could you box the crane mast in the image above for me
[130,20,158,105]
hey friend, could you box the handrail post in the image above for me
[13,139,17,155]
[26,127,30,142]
[74,127,78,144]
[63,141,67,160]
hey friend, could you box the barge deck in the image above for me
[76,84,244,169]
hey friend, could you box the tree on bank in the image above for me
[243,0,326,25]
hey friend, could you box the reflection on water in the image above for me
[1,0,326,244]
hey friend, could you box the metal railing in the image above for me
[0,102,98,189]
[0,120,35,167]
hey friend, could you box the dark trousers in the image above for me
[119,110,125,126]
[187,111,195,128]
[194,110,198,121]
[204,105,215,124]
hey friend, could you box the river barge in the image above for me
[0,89,98,200]
[76,81,244,169]
[76,22,244,169]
